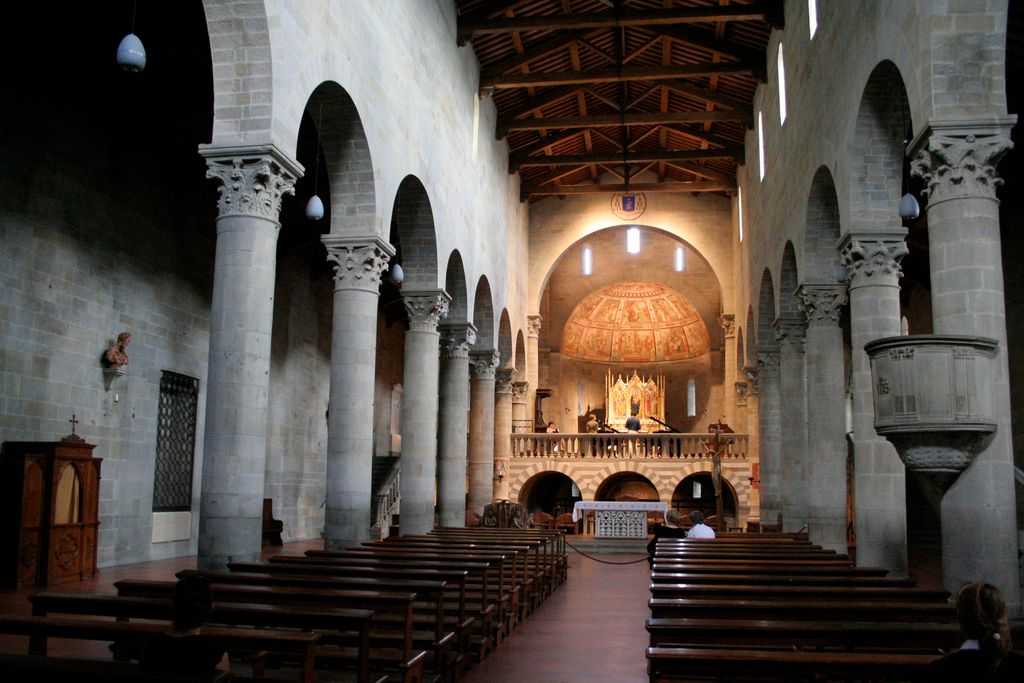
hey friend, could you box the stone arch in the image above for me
[508,461,583,500]
[444,251,468,324]
[515,330,526,375]
[202,0,275,146]
[848,61,912,234]
[756,269,777,352]
[472,277,495,350]
[778,242,803,322]
[389,176,439,290]
[804,166,842,282]
[303,82,376,236]
[578,461,668,500]
[661,461,751,513]
[497,310,513,368]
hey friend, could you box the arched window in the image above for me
[737,186,744,242]
[808,0,818,38]
[777,44,787,124]
[757,111,766,181]
[582,245,593,275]
[687,379,697,417]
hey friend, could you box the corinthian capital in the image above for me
[527,315,543,338]
[837,231,907,288]
[511,381,529,403]
[469,349,500,380]
[402,290,451,333]
[495,368,517,394]
[797,283,848,327]
[440,322,477,360]
[911,121,1014,205]
[720,314,736,337]
[321,235,396,293]
[200,144,301,221]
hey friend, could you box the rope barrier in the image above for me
[563,536,651,565]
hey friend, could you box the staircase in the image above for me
[371,455,401,539]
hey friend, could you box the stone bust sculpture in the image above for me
[103,332,132,368]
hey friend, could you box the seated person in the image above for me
[647,509,687,567]
[686,510,716,539]
[929,581,1024,681]
[141,576,228,673]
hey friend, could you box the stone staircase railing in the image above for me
[373,467,401,539]
[510,432,748,459]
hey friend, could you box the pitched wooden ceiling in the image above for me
[455,0,781,201]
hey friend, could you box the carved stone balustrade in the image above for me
[510,432,748,460]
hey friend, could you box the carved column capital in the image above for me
[511,381,529,403]
[402,290,451,333]
[440,322,477,360]
[910,119,1015,206]
[495,368,517,394]
[469,349,500,380]
[735,380,750,407]
[720,313,736,338]
[837,231,908,289]
[321,235,396,293]
[797,283,848,327]
[773,317,806,352]
[200,144,301,221]
[527,315,543,338]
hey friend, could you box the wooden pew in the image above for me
[0,652,230,683]
[650,562,890,577]
[0,614,321,683]
[112,580,426,683]
[28,592,378,683]
[646,645,937,682]
[647,596,956,622]
[650,571,917,587]
[429,527,568,591]
[178,569,459,683]
[649,583,950,603]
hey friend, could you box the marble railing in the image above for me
[510,432,749,460]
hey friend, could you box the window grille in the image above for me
[153,371,199,512]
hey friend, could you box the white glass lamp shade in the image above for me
[305,194,324,220]
[899,193,920,220]
[390,263,405,284]
[116,33,147,72]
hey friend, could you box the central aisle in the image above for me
[465,552,652,682]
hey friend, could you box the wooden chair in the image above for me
[532,512,554,530]
[555,513,577,535]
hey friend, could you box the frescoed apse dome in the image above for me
[561,281,710,363]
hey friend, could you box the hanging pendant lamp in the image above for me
[116,2,146,72]
[306,102,325,220]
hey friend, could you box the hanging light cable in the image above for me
[306,102,325,220]
[116,0,147,72]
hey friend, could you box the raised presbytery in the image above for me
[2,0,1023,645]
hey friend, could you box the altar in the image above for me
[572,501,669,538]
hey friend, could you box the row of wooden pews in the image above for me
[645,532,955,682]
[1,526,566,683]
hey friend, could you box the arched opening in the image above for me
[594,472,659,502]
[672,473,737,527]
[517,472,581,518]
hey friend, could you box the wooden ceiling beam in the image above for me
[512,148,742,170]
[663,159,736,184]
[495,85,585,127]
[503,108,751,133]
[482,30,593,76]
[508,128,588,163]
[653,25,767,80]
[459,4,772,43]
[660,78,749,110]
[521,180,736,197]
[659,124,746,158]
[483,61,752,90]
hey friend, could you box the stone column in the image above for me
[467,350,499,514]
[492,368,516,501]
[398,290,450,535]
[720,314,737,427]
[911,119,1020,609]
[526,316,542,429]
[437,322,476,528]
[320,235,395,550]
[511,381,529,433]
[756,348,781,526]
[798,283,849,552]
[197,145,299,569]
[774,318,808,532]
[838,232,908,574]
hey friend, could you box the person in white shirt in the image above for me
[687,510,716,538]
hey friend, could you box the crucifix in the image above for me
[704,419,733,532]
[68,414,79,435]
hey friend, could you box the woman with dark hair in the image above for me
[141,576,229,672]
[929,581,1024,681]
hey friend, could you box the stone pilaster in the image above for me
[756,348,781,526]
[798,283,849,552]
[774,317,808,532]
[911,118,1019,610]
[321,235,395,550]
[720,314,737,427]
[197,144,300,569]
[398,290,451,535]
[526,315,542,430]
[492,368,516,501]
[468,350,499,514]
[437,322,476,527]
[838,231,908,574]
